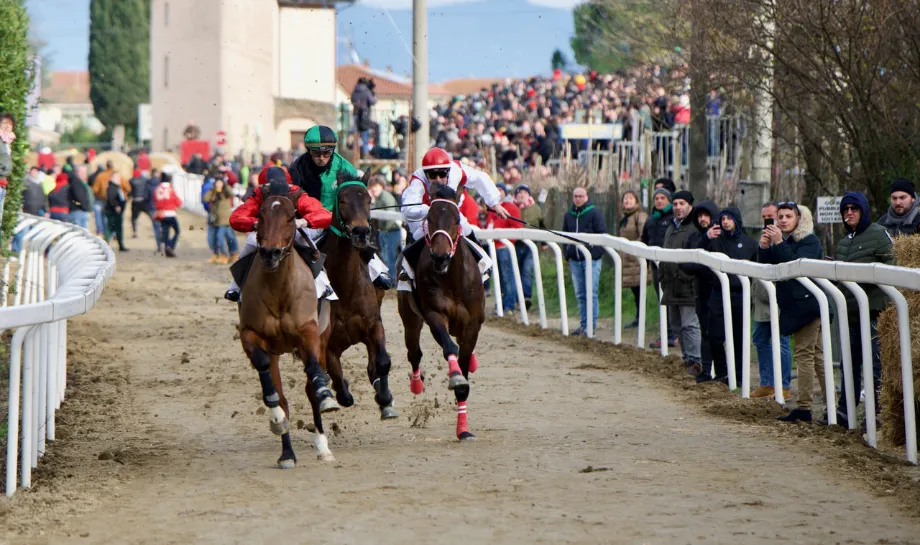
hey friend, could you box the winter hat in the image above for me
[672,190,694,205]
[839,190,870,234]
[890,178,916,196]
[515,184,531,195]
[653,188,672,201]
[654,177,676,193]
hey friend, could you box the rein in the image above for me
[330,181,368,238]
[424,198,462,257]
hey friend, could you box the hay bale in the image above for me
[878,235,920,447]
[89,151,134,180]
[149,152,180,172]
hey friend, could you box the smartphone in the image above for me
[763,218,775,228]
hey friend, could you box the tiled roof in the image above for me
[438,77,508,97]
[336,64,451,99]
[42,71,92,105]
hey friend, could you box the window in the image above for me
[164,2,169,26]
[164,55,169,88]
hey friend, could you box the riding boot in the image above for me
[359,247,394,290]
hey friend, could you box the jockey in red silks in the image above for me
[398,147,509,289]
[223,166,335,302]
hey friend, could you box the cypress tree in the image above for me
[0,0,33,250]
[88,0,150,131]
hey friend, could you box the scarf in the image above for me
[0,130,15,145]
[885,197,920,228]
[652,203,672,218]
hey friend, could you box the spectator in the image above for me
[129,169,155,238]
[823,191,893,426]
[562,187,607,336]
[659,190,702,374]
[351,77,378,156]
[369,175,400,277]
[21,167,47,216]
[91,161,115,236]
[514,185,544,309]
[0,113,16,211]
[877,178,920,237]
[702,207,757,383]
[204,177,235,264]
[68,165,94,229]
[47,172,72,222]
[681,199,718,381]
[759,202,824,423]
[392,169,409,202]
[618,189,648,328]
[751,202,793,399]
[153,172,183,258]
[104,172,128,252]
[642,183,678,348]
[489,183,523,315]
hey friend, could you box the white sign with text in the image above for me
[816,196,843,224]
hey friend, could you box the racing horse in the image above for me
[238,190,340,468]
[397,184,484,440]
[319,174,398,420]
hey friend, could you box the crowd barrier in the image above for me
[1,215,116,496]
[169,171,918,465]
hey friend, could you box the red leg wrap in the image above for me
[468,352,478,374]
[409,368,424,395]
[447,354,462,376]
[456,401,469,438]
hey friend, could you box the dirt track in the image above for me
[3,210,920,544]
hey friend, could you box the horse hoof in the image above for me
[380,405,399,420]
[458,431,477,441]
[337,392,355,408]
[269,409,289,436]
[319,397,341,413]
[448,373,468,391]
[469,353,479,374]
[317,452,336,462]
[277,458,296,469]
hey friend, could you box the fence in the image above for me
[167,170,918,465]
[370,209,919,466]
[1,216,117,496]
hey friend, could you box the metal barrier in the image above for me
[1,215,117,496]
[370,209,918,465]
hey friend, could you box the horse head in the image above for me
[425,183,462,275]
[257,195,297,271]
[332,170,373,248]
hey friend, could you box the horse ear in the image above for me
[361,169,372,185]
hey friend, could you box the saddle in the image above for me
[230,246,326,292]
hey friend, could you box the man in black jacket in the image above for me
[681,200,719,380]
[68,165,93,229]
[877,178,920,236]
[562,187,607,336]
[702,207,757,384]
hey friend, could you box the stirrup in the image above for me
[373,272,394,290]
[224,289,240,302]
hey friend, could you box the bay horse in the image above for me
[319,177,398,420]
[397,184,484,440]
[238,191,340,468]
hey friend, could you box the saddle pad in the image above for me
[230,247,325,291]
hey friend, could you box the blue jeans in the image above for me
[70,210,90,229]
[378,229,401,277]
[50,211,70,223]
[753,321,792,389]
[160,217,180,249]
[93,201,107,235]
[569,258,602,331]
[207,225,222,255]
[11,223,33,253]
[515,243,535,299]
[218,225,238,254]
[496,246,517,312]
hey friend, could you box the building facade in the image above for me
[150,0,350,156]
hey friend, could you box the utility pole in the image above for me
[412,0,429,167]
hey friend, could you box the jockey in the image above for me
[224,167,335,302]
[289,125,393,289]
[398,148,510,288]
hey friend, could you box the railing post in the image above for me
[499,238,528,326]
[637,258,648,349]
[877,285,916,464]
[815,278,857,429]
[488,240,503,318]
[545,242,568,336]
[714,271,738,390]
[796,278,838,425]
[521,240,547,329]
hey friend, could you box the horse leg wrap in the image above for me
[456,401,471,439]
[409,368,425,395]
[447,355,468,391]
[448,354,462,376]
[469,352,479,374]
[251,347,279,408]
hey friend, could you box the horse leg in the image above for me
[424,311,466,391]
[269,353,297,468]
[366,321,398,419]
[455,328,480,441]
[299,321,340,415]
[399,293,425,395]
[304,377,335,462]
[326,348,355,408]
[240,329,296,467]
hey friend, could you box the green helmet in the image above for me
[303,126,337,152]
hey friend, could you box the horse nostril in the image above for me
[353,226,370,238]
[271,248,283,260]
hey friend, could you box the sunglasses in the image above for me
[309,149,333,158]
[842,204,860,213]
[427,168,450,180]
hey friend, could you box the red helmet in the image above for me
[421,148,452,171]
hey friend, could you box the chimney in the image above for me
[362,58,370,68]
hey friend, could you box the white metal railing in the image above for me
[370,210,919,465]
[168,168,918,465]
[1,215,116,496]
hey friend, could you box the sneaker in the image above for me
[118,247,130,253]
[224,289,240,302]
[165,248,176,258]
[750,386,775,398]
[525,298,533,310]
[624,319,639,329]
[668,335,679,347]
[686,362,702,377]
[570,327,586,337]
[777,409,812,423]
[373,272,394,290]
[208,255,221,264]
[816,410,848,426]
[649,338,662,349]
[782,388,791,399]
[695,373,714,383]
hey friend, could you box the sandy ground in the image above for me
[2,210,920,545]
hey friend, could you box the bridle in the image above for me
[259,198,297,265]
[424,198,462,258]
[329,181,368,238]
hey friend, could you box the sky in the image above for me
[26,0,583,82]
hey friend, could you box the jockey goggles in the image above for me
[309,147,334,158]
[426,168,450,180]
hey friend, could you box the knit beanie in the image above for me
[653,188,672,201]
[891,178,916,196]
[672,190,694,205]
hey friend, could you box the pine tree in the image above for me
[0,0,34,250]
[88,0,150,131]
